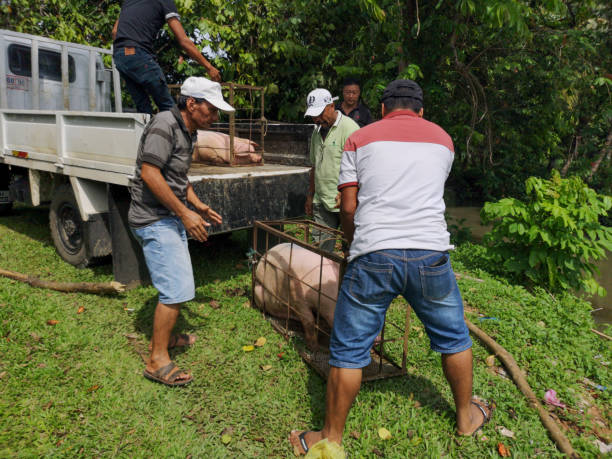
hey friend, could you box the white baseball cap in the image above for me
[304,88,338,117]
[180,77,235,112]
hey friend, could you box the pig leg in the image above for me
[292,298,319,350]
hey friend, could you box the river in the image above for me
[446,207,611,325]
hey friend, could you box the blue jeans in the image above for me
[131,217,195,304]
[113,47,175,114]
[329,249,471,368]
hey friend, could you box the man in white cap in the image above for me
[304,88,359,252]
[128,77,234,386]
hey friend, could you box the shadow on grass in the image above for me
[0,204,53,245]
[302,365,454,428]
[280,330,455,430]
[131,293,209,361]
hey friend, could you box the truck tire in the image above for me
[49,184,93,268]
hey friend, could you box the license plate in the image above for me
[0,190,10,203]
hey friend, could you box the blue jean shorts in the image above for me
[329,249,471,369]
[131,217,195,305]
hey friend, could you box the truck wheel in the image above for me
[49,184,92,268]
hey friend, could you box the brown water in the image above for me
[446,207,612,325]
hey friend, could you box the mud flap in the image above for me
[107,184,150,286]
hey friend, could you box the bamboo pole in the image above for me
[466,318,581,459]
[0,268,125,295]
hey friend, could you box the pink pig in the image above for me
[253,243,340,350]
[192,130,262,165]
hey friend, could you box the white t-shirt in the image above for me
[338,109,455,262]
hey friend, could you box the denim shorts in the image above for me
[131,217,195,305]
[329,249,471,369]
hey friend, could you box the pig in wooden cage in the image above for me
[169,82,267,167]
[250,219,413,382]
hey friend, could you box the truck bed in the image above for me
[0,109,310,233]
[189,163,310,233]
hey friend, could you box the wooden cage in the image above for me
[168,82,267,166]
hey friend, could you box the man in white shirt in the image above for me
[290,80,492,455]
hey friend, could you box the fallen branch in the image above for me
[466,318,581,459]
[0,268,125,295]
[591,328,612,341]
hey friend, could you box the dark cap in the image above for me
[381,79,423,102]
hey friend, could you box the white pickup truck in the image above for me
[0,29,311,283]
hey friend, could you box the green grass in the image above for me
[0,206,610,457]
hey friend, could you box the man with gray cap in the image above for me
[290,79,491,454]
[129,77,234,386]
[304,88,359,252]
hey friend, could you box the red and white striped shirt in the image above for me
[338,110,455,261]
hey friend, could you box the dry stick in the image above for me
[591,328,612,341]
[0,268,125,295]
[465,318,581,459]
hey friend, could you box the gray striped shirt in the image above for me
[128,106,196,228]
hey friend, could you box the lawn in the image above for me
[0,206,609,457]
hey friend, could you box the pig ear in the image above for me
[250,141,260,147]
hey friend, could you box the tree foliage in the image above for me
[481,170,612,296]
[2,0,611,202]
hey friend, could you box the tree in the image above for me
[2,0,610,202]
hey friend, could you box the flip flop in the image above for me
[148,333,196,351]
[143,361,193,387]
[290,430,313,455]
[469,400,493,436]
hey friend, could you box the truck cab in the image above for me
[1,29,114,112]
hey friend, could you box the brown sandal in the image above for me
[143,362,193,387]
[148,333,196,351]
[169,333,196,348]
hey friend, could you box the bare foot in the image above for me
[289,430,324,456]
[457,399,492,436]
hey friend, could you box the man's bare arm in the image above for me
[305,167,315,216]
[167,18,221,82]
[340,186,358,246]
[141,163,211,241]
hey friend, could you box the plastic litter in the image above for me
[478,317,499,321]
[544,389,566,408]
[305,438,346,459]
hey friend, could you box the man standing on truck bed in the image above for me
[304,88,359,252]
[112,0,221,115]
[129,77,234,386]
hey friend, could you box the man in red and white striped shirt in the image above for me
[290,80,492,455]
